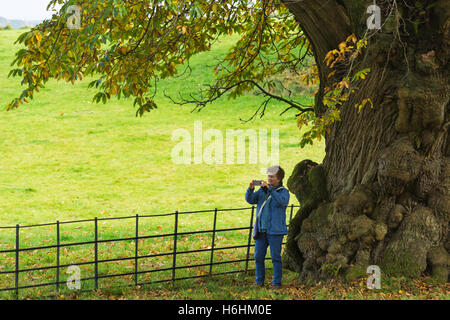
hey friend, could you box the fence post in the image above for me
[15,224,19,298]
[245,206,255,274]
[172,211,178,283]
[209,208,218,276]
[94,217,98,290]
[56,221,60,292]
[289,204,294,223]
[134,214,139,287]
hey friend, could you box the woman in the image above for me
[245,165,290,289]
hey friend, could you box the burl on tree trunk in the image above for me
[281,0,450,283]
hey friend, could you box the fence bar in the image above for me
[56,221,60,292]
[0,226,252,255]
[0,205,301,297]
[15,224,19,298]
[94,217,98,290]
[134,214,139,286]
[289,204,294,222]
[209,208,218,276]
[172,211,178,283]
[245,206,255,273]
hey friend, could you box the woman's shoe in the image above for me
[270,284,282,290]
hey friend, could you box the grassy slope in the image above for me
[0,29,322,299]
[1,29,447,300]
[0,29,322,227]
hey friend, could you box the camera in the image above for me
[252,180,262,186]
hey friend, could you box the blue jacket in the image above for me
[245,183,290,236]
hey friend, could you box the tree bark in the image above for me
[281,0,450,283]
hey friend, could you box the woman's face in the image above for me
[267,174,280,187]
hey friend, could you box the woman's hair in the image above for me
[267,165,285,182]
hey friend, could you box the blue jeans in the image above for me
[254,233,284,285]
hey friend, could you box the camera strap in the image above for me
[253,186,284,238]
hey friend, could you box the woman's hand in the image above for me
[249,180,255,190]
[261,181,269,193]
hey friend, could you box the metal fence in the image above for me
[0,204,299,298]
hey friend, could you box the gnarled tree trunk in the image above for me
[281,0,450,283]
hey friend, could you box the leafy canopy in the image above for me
[7,0,368,147]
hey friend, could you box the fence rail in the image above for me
[0,204,299,298]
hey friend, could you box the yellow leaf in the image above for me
[34,32,42,44]
[339,80,349,89]
[110,84,119,95]
[118,47,127,55]
[346,34,357,44]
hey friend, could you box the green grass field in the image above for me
[0,29,321,227]
[1,29,448,300]
[0,28,322,299]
